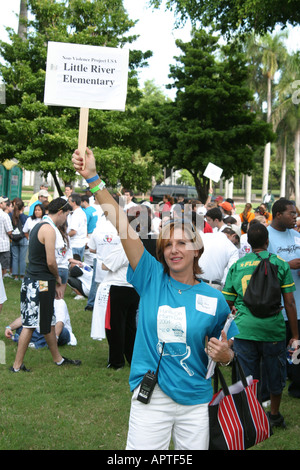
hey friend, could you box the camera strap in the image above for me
[155,342,165,377]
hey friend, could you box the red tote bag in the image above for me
[208,356,272,450]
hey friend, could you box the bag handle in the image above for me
[213,355,248,396]
[231,355,248,388]
[213,364,230,395]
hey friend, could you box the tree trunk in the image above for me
[262,76,272,198]
[294,126,300,208]
[193,173,209,203]
[280,134,287,198]
[51,171,63,196]
[18,0,28,39]
[245,175,252,203]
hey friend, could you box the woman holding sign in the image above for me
[72,148,237,450]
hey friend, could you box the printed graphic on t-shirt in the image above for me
[276,242,300,256]
[156,305,194,377]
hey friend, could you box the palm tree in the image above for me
[242,32,288,200]
[18,0,28,39]
[259,32,288,198]
[274,51,300,206]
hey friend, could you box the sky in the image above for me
[1,0,300,99]
[0,0,192,98]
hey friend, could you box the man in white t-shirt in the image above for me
[199,231,239,289]
[267,198,300,399]
[205,207,227,233]
[123,189,137,212]
[67,193,87,260]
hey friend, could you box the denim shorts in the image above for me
[233,338,286,395]
[58,267,68,285]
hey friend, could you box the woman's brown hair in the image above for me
[156,219,204,278]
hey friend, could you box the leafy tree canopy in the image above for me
[150,0,300,36]
[144,30,275,201]
[0,0,159,193]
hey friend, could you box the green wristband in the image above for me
[90,180,106,193]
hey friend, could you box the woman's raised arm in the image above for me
[72,148,144,270]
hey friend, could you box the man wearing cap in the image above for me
[28,189,50,217]
[220,201,233,219]
[223,224,241,248]
[28,182,53,209]
[0,196,13,277]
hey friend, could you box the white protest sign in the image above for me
[203,162,223,183]
[44,41,129,111]
[44,41,129,168]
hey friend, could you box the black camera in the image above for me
[137,370,157,404]
[137,342,165,404]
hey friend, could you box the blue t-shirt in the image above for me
[82,206,98,234]
[267,226,300,319]
[127,249,238,406]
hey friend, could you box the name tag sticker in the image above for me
[196,294,217,316]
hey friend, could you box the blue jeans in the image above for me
[58,267,68,285]
[57,327,71,346]
[86,258,97,308]
[16,326,70,348]
[233,338,286,396]
[11,238,29,276]
[72,246,85,261]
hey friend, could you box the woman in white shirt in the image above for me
[23,203,45,239]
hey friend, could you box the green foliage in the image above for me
[0,0,157,193]
[150,0,300,36]
[146,30,274,201]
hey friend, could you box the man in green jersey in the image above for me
[222,223,298,429]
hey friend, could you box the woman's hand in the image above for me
[207,330,234,364]
[72,147,98,181]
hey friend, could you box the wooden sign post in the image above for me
[44,41,129,168]
[78,107,89,169]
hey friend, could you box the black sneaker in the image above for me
[84,305,93,311]
[57,356,81,366]
[267,411,286,429]
[9,364,31,372]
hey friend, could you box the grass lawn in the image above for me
[0,277,299,451]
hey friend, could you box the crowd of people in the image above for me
[0,153,300,450]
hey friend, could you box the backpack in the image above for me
[241,214,249,233]
[243,252,282,318]
[11,218,25,242]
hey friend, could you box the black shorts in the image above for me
[20,278,56,335]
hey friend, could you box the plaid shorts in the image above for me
[0,251,10,270]
[20,277,56,335]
